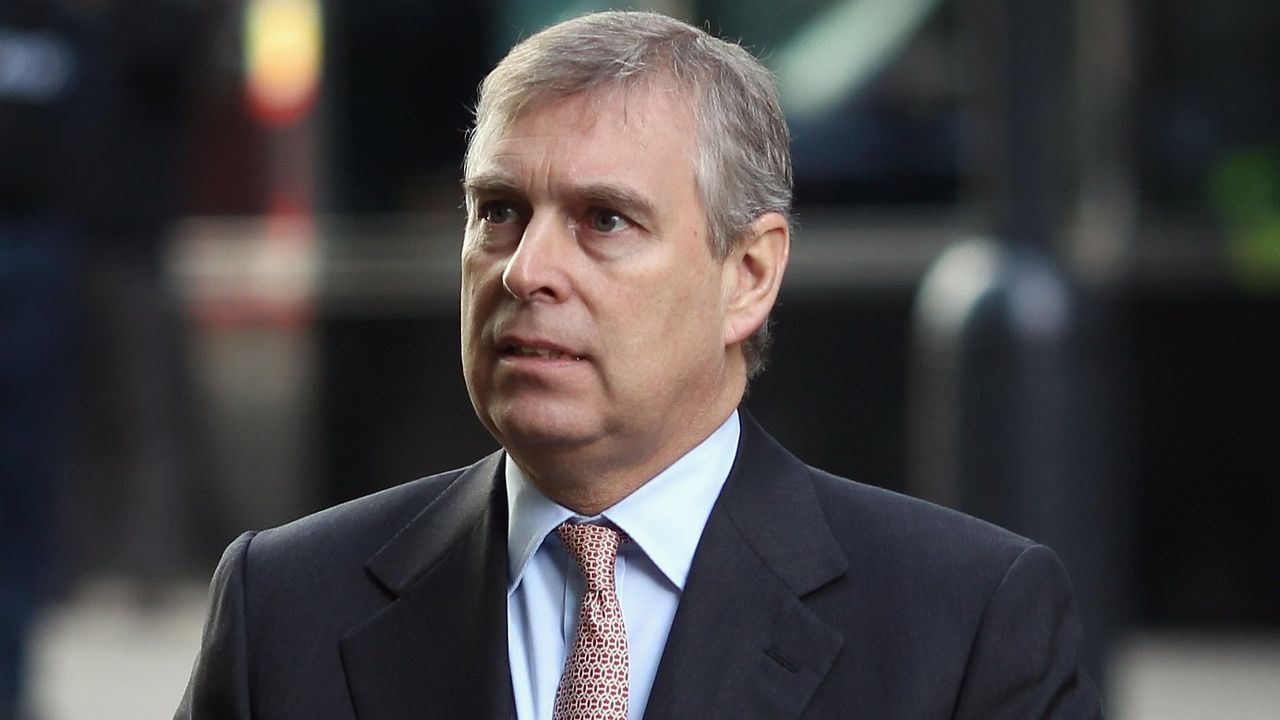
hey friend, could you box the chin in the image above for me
[489,403,602,451]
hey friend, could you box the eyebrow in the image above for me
[463,173,521,198]
[463,173,660,225]
[577,182,660,225]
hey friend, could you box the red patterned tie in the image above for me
[553,521,630,720]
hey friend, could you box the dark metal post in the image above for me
[907,0,1130,683]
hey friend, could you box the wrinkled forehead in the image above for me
[466,77,697,179]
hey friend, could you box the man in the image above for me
[177,11,1102,719]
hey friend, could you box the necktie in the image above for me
[553,521,630,720]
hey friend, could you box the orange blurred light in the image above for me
[244,0,323,126]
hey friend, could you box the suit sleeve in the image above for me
[175,531,257,720]
[952,544,1104,720]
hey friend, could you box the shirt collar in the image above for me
[505,411,740,593]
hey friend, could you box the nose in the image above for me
[501,213,571,302]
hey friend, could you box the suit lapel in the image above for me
[340,451,514,720]
[644,415,848,720]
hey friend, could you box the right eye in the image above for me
[479,201,521,225]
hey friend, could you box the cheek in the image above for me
[461,253,500,321]
[460,245,486,291]
[662,258,723,323]
[610,271,721,366]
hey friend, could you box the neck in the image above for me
[514,404,740,516]
[509,355,748,515]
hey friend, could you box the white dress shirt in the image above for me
[505,411,740,720]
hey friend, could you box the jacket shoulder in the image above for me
[807,466,1036,570]
[244,464,473,573]
[801,469,1100,718]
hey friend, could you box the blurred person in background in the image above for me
[178,11,1102,719]
[0,1,80,717]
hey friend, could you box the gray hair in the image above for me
[464,10,792,377]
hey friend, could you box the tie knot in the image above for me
[556,522,627,593]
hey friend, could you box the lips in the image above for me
[504,344,584,361]
[497,334,586,362]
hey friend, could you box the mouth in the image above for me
[501,344,585,362]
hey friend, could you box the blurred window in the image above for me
[706,0,960,208]
[1134,0,1280,289]
[1137,0,1280,213]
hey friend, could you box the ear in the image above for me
[722,211,790,347]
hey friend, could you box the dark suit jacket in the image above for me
[177,414,1102,719]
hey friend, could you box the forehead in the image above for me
[466,83,697,181]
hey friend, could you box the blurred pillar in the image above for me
[181,216,321,549]
[906,0,1131,684]
[182,0,326,555]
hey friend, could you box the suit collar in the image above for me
[718,413,848,595]
[643,413,848,720]
[341,450,514,720]
[364,450,505,596]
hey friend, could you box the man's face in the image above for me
[460,86,739,484]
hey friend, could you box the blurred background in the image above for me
[1,0,1278,717]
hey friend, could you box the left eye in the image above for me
[589,210,631,233]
